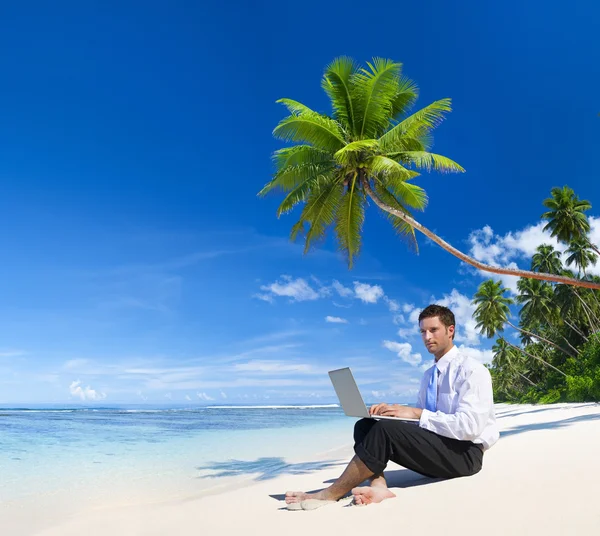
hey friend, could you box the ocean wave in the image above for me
[204,404,340,410]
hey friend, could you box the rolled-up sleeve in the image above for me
[419,366,493,441]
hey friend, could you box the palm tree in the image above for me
[541,186,600,256]
[472,280,570,372]
[515,277,580,355]
[491,338,537,392]
[531,244,563,275]
[565,238,598,277]
[259,57,600,290]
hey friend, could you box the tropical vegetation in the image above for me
[473,187,600,402]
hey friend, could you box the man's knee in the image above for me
[353,418,376,443]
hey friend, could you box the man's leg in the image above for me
[285,454,393,504]
[285,419,399,506]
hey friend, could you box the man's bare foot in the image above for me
[285,490,327,504]
[351,486,396,506]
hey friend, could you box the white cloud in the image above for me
[402,303,415,314]
[382,341,422,366]
[185,395,192,401]
[384,296,400,312]
[0,349,26,358]
[457,345,494,365]
[436,289,481,345]
[420,362,432,372]
[392,314,405,325]
[354,282,384,304]
[408,308,421,324]
[220,391,227,399]
[258,276,320,302]
[253,293,274,303]
[69,380,106,401]
[234,360,312,373]
[331,280,353,298]
[325,316,348,324]
[197,392,214,401]
[397,326,418,339]
[63,359,90,371]
[467,221,574,292]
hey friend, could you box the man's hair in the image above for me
[418,304,456,340]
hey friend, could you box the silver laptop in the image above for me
[328,367,419,422]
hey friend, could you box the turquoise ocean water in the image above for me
[0,404,355,512]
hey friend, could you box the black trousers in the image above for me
[353,418,484,479]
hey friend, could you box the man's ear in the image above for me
[448,325,455,338]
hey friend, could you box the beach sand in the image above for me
[11,403,600,535]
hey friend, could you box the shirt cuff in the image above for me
[419,408,433,430]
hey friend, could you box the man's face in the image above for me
[419,316,454,356]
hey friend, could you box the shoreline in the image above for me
[4,402,600,535]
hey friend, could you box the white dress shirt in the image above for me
[416,345,499,450]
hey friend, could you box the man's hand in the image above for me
[369,403,422,419]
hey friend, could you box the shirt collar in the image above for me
[434,345,459,374]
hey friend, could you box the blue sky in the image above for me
[1,1,599,404]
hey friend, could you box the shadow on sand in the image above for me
[499,412,600,438]
[196,457,347,482]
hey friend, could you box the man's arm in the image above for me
[369,405,423,419]
[419,365,493,441]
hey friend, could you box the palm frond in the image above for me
[334,139,379,165]
[272,145,333,170]
[259,162,335,197]
[298,179,344,252]
[389,76,419,118]
[381,176,428,210]
[274,101,346,152]
[334,176,365,268]
[368,155,418,181]
[275,173,334,216]
[402,151,465,173]
[352,58,402,139]
[276,98,320,116]
[322,56,358,133]
[379,99,452,151]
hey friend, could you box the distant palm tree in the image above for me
[260,57,600,289]
[491,338,537,390]
[531,244,563,275]
[541,186,600,256]
[472,280,566,376]
[565,238,598,277]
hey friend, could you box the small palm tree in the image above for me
[260,57,600,289]
[516,277,580,355]
[472,280,566,376]
[531,244,563,275]
[565,238,598,277]
[492,338,537,389]
[541,186,600,256]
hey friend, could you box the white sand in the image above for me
[11,403,600,535]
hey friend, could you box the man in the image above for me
[286,304,499,510]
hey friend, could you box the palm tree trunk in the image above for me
[564,318,589,341]
[505,320,578,357]
[571,287,600,332]
[363,182,600,290]
[537,309,582,356]
[503,339,567,377]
